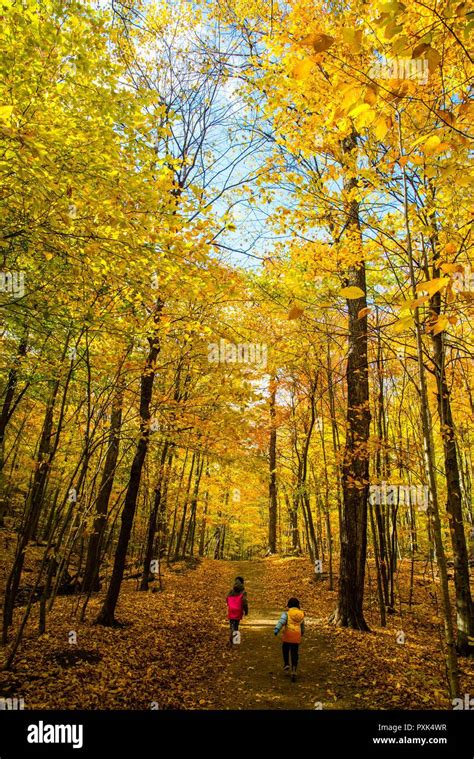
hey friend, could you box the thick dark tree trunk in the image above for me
[97,301,162,626]
[331,132,371,631]
[422,186,474,655]
[431,298,474,656]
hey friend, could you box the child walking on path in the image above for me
[274,597,305,681]
[226,576,249,647]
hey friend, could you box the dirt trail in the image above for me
[216,560,357,710]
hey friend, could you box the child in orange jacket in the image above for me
[274,597,305,681]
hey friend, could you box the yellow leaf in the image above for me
[416,277,450,296]
[348,102,372,119]
[358,307,371,319]
[457,174,473,187]
[440,261,462,273]
[340,286,365,299]
[340,85,364,114]
[407,295,429,309]
[391,34,410,56]
[422,135,441,155]
[341,28,363,51]
[0,105,14,123]
[292,57,315,80]
[393,316,414,333]
[374,116,391,140]
[356,108,376,128]
[430,315,449,335]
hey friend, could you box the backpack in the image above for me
[282,608,305,643]
[227,592,244,620]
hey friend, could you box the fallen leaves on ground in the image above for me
[1,554,472,710]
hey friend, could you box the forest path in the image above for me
[215,560,358,710]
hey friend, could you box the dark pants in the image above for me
[282,642,299,669]
[229,619,240,644]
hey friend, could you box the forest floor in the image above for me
[1,536,473,710]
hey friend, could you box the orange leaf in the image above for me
[287,304,304,319]
[301,33,335,54]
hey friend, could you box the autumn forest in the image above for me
[0,0,473,721]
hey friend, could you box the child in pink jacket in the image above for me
[226,576,249,647]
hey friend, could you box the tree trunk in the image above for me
[2,363,64,641]
[140,441,170,590]
[174,451,196,560]
[331,132,371,631]
[268,378,278,553]
[184,454,205,556]
[430,277,474,655]
[198,468,210,557]
[0,335,28,526]
[97,301,162,626]
[82,377,124,592]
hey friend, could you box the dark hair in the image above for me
[287,597,300,609]
[235,576,244,584]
